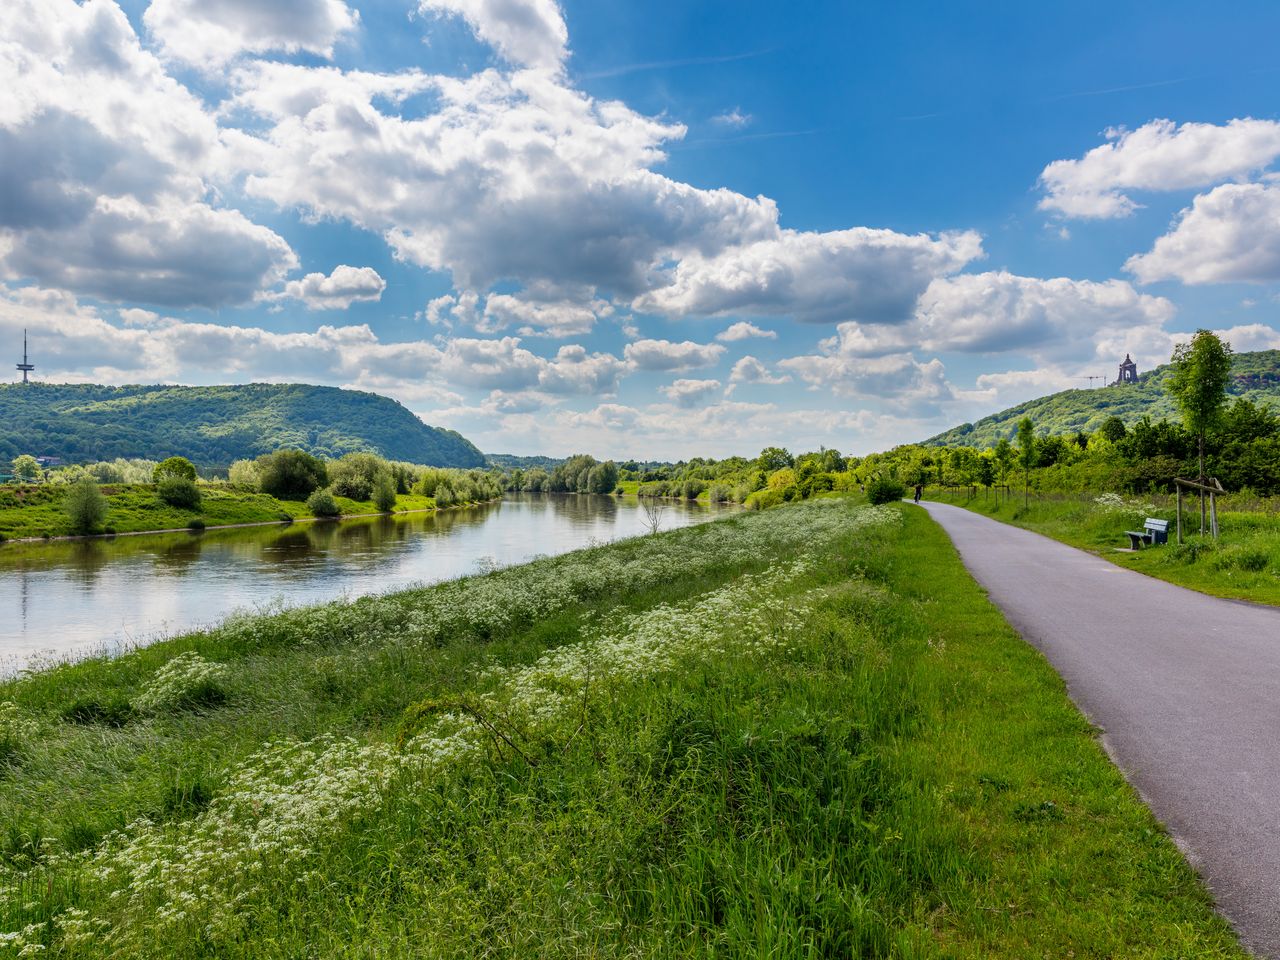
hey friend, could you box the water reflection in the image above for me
[0,494,733,670]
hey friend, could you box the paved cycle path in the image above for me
[919,501,1280,956]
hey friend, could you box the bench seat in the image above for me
[1125,518,1169,550]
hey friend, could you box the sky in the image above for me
[3,0,1280,459]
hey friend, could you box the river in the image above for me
[0,493,734,672]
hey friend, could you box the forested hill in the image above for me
[1,382,486,468]
[925,350,1280,449]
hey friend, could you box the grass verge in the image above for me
[928,488,1280,606]
[0,499,1244,956]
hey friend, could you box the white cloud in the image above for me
[0,0,297,307]
[913,271,1176,365]
[1038,118,1280,218]
[659,378,721,408]
[144,0,359,69]
[482,291,609,337]
[623,338,725,371]
[727,355,789,388]
[715,321,776,342]
[634,228,983,324]
[276,264,386,309]
[418,0,569,71]
[1126,182,1280,284]
[778,350,957,415]
[710,108,751,128]
[538,343,629,394]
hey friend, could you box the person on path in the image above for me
[913,484,922,503]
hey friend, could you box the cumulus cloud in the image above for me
[0,0,296,306]
[1126,182,1280,284]
[727,355,789,389]
[710,108,751,128]
[659,378,721,408]
[715,321,776,342]
[481,291,610,337]
[634,228,983,324]
[418,0,569,71]
[623,338,725,372]
[144,0,359,69]
[913,271,1176,364]
[778,350,957,415]
[275,265,386,310]
[1038,118,1280,218]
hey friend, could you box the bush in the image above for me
[306,488,341,518]
[258,449,328,500]
[681,479,706,501]
[329,453,387,501]
[153,456,197,484]
[744,488,784,511]
[867,478,907,505]
[158,476,202,509]
[64,476,107,534]
[134,653,229,713]
[373,473,398,513]
[707,483,731,503]
[187,518,206,531]
[227,459,260,490]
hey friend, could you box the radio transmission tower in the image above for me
[17,329,34,384]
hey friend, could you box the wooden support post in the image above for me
[1210,492,1219,539]
[1176,486,1183,544]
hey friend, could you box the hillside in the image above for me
[925,350,1280,448]
[0,382,485,468]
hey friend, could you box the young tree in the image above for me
[372,473,397,513]
[11,454,42,483]
[1016,417,1035,508]
[1166,330,1233,531]
[153,456,197,484]
[65,476,107,534]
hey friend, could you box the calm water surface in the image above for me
[0,493,733,671]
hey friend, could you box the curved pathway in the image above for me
[919,501,1280,957]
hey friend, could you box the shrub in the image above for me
[187,518,206,531]
[867,478,907,505]
[0,701,37,766]
[329,453,387,501]
[65,476,108,534]
[153,456,197,484]
[681,479,706,501]
[227,459,260,490]
[707,483,731,503]
[306,488,341,518]
[744,488,784,511]
[158,476,202,509]
[257,449,328,500]
[134,653,229,713]
[434,482,456,508]
[373,473,398,513]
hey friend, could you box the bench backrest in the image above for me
[1144,518,1169,532]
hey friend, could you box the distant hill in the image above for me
[925,350,1280,449]
[1,382,486,468]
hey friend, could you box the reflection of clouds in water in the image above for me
[0,495,737,670]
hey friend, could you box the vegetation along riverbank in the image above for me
[0,498,1243,956]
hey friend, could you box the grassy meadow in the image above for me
[927,488,1280,606]
[0,483,439,542]
[0,498,1244,957]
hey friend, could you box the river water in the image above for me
[0,493,733,672]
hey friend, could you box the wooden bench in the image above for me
[1125,518,1169,550]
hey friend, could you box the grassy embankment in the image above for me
[0,484,440,541]
[927,487,1280,606]
[0,499,1243,956]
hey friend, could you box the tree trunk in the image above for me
[1199,433,1206,534]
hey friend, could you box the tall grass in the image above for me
[0,499,1245,957]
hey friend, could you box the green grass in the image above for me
[928,488,1280,606]
[0,483,442,540]
[0,499,1244,956]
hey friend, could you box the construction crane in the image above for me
[1074,375,1105,388]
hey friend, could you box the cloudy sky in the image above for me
[3,0,1280,458]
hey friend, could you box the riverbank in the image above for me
[925,488,1280,606]
[0,483,453,543]
[0,498,1243,956]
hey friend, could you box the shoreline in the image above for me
[0,499,501,547]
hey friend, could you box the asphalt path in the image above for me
[918,501,1280,956]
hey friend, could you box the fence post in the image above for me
[1176,485,1183,545]
[1210,491,1219,539]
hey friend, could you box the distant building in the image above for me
[1112,353,1139,386]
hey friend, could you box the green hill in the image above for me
[1,382,485,468]
[925,350,1280,448]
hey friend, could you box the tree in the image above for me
[227,459,259,489]
[755,446,794,473]
[65,477,107,534]
[153,456,197,484]
[257,449,328,500]
[11,454,42,483]
[1099,416,1127,443]
[1016,417,1035,508]
[993,437,1014,486]
[1166,330,1233,531]
[585,460,619,494]
[306,488,341,518]
[372,473,397,513]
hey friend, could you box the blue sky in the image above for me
[3,0,1280,458]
